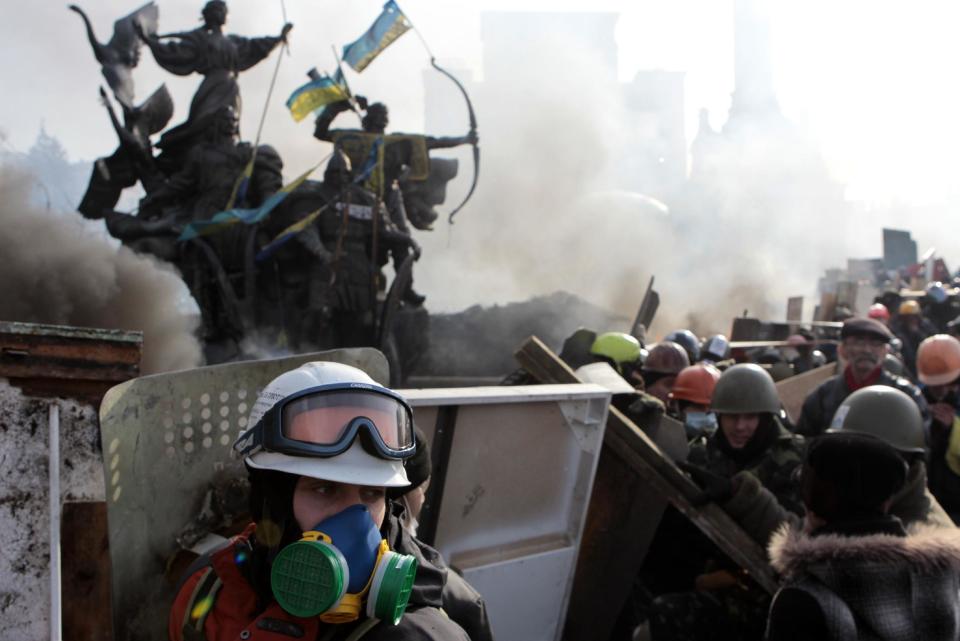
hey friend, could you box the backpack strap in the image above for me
[179,565,224,641]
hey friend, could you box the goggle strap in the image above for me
[234,423,264,457]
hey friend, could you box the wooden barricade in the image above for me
[775,363,837,425]
[514,336,778,641]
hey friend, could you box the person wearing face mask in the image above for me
[917,334,960,523]
[796,318,929,439]
[168,362,469,641]
[668,364,721,440]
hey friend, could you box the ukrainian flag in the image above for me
[255,202,332,262]
[178,161,324,242]
[286,75,350,122]
[342,1,411,73]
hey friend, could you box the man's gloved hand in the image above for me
[930,402,956,428]
[677,461,734,505]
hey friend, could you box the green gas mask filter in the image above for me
[270,505,418,625]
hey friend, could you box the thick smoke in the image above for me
[0,164,202,374]
[413,24,850,340]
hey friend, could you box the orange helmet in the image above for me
[899,300,921,316]
[868,303,890,322]
[917,334,960,385]
[669,364,721,405]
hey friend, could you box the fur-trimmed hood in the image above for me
[769,522,960,579]
[768,523,960,641]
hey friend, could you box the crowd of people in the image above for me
[572,287,960,641]
[163,287,960,641]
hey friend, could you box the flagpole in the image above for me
[409,23,435,61]
[331,45,362,116]
[225,17,288,210]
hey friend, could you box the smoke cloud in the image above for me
[0,164,202,374]
[412,25,848,340]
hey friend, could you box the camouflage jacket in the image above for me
[689,420,806,517]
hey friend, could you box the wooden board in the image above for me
[62,501,114,641]
[786,297,803,323]
[817,292,838,322]
[0,321,142,403]
[776,363,837,424]
[514,337,779,641]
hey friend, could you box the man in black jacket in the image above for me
[796,317,929,438]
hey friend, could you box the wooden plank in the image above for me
[514,336,779,641]
[817,292,838,322]
[776,363,837,424]
[0,322,142,403]
[563,442,668,641]
[61,501,114,641]
[786,297,803,323]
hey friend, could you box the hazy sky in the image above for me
[4,0,960,207]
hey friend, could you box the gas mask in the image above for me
[684,411,718,440]
[270,504,418,625]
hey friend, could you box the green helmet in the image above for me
[590,332,642,371]
[710,363,780,414]
[827,385,925,454]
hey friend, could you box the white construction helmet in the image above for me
[235,361,412,487]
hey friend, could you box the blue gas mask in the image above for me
[270,505,418,625]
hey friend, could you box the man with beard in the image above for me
[917,334,960,523]
[795,317,929,439]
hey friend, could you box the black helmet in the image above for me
[702,334,730,361]
[664,329,701,363]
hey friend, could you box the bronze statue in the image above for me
[137,1,292,163]
[137,105,284,361]
[69,2,158,108]
[314,97,475,211]
[78,85,173,220]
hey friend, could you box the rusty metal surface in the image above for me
[0,321,143,344]
[0,321,143,402]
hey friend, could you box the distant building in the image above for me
[422,11,687,202]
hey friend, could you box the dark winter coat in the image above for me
[386,505,495,641]
[795,369,930,438]
[765,519,960,641]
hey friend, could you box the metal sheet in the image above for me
[98,348,388,641]
[402,385,610,641]
[463,547,577,641]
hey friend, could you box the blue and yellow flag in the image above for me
[286,75,350,122]
[178,161,324,242]
[255,203,332,262]
[342,1,411,73]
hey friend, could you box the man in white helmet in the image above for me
[169,361,470,641]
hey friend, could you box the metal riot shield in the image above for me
[98,348,388,641]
